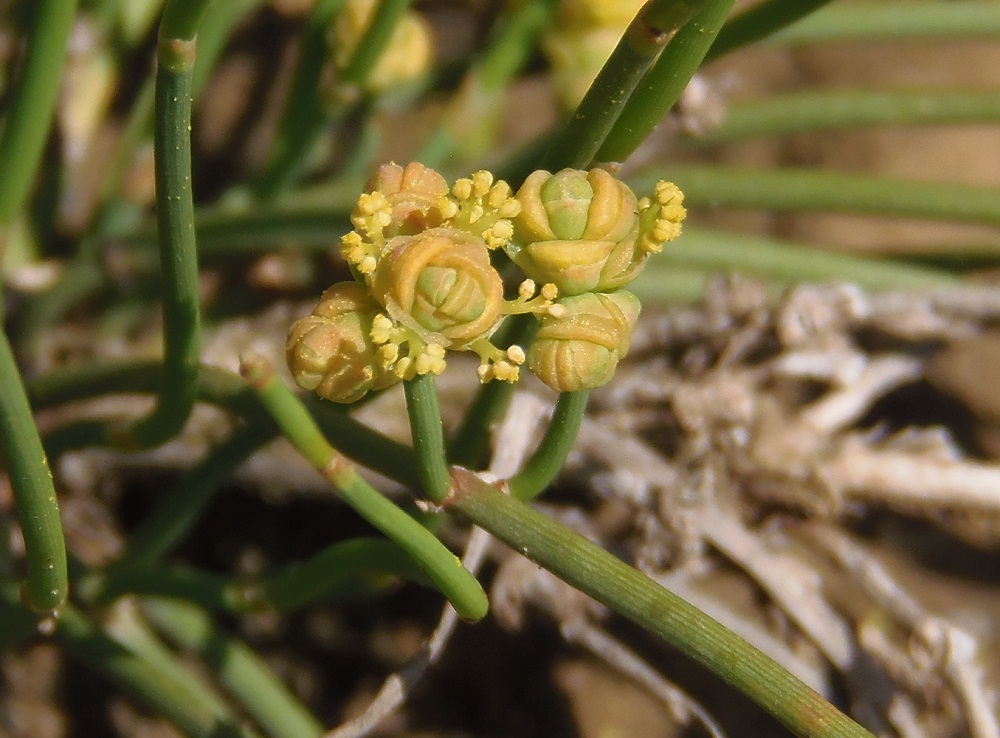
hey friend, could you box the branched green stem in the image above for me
[544,0,705,170]
[446,470,876,738]
[404,374,452,502]
[597,0,734,164]
[239,354,488,621]
[0,0,79,225]
[0,330,67,614]
[508,391,589,501]
[141,598,324,738]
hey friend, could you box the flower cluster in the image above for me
[287,162,685,402]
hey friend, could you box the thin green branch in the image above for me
[123,424,276,567]
[702,89,1000,142]
[0,330,67,614]
[597,0,734,164]
[704,0,833,61]
[508,391,589,501]
[240,354,488,621]
[25,360,421,488]
[141,598,324,738]
[257,0,346,197]
[766,1,1000,45]
[0,0,79,225]
[446,470,876,738]
[95,538,430,613]
[115,2,212,449]
[404,374,452,502]
[630,164,1000,226]
[544,0,706,170]
[51,599,261,738]
[448,316,538,469]
[338,0,411,87]
[635,227,962,294]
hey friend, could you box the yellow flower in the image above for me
[527,290,641,392]
[286,281,399,403]
[370,227,505,347]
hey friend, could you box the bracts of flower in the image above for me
[287,162,685,402]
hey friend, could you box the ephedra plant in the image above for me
[3,0,999,736]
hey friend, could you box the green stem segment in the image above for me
[544,0,705,170]
[0,0,79,225]
[117,2,212,449]
[446,470,876,738]
[239,354,488,621]
[404,374,452,502]
[54,601,260,738]
[0,330,67,613]
[508,391,589,501]
[141,598,324,738]
[337,0,411,88]
[597,0,735,164]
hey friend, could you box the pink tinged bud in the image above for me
[527,290,641,393]
[371,227,504,347]
[365,162,450,236]
[286,281,398,403]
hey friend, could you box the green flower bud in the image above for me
[527,290,640,393]
[286,281,399,403]
[371,227,504,347]
[508,168,643,295]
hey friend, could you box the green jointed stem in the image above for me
[53,602,260,738]
[544,0,704,170]
[0,330,67,613]
[0,0,79,225]
[240,355,488,621]
[508,391,589,501]
[119,4,211,449]
[631,164,1000,226]
[124,424,276,567]
[767,1,1000,45]
[141,599,324,738]
[447,471,876,738]
[597,0,734,164]
[404,374,452,502]
[702,89,1000,142]
[25,360,421,488]
[97,539,429,613]
[704,0,833,61]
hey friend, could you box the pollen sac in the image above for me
[365,161,450,236]
[370,227,504,348]
[508,168,650,296]
[526,290,641,393]
[286,281,399,403]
